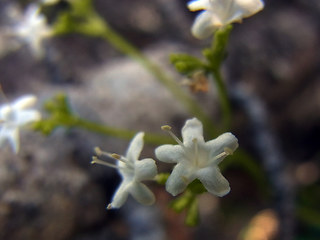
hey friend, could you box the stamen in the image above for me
[91,156,120,169]
[210,148,233,165]
[94,147,127,163]
[107,203,112,210]
[193,138,199,166]
[161,124,185,148]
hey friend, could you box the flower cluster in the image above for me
[93,118,238,209]
[0,95,41,153]
[188,0,264,39]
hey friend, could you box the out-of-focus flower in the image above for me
[155,118,238,196]
[41,0,60,4]
[92,132,157,209]
[188,0,264,39]
[12,4,52,58]
[0,95,41,153]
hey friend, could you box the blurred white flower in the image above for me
[12,4,52,58]
[41,0,60,4]
[0,95,41,153]
[92,132,157,209]
[188,0,264,39]
[155,118,238,196]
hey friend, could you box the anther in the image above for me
[161,125,172,131]
[161,124,185,148]
[94,147,103,156]
[107,204,112,210]
[111,153,121,160]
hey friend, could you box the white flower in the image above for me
[188,0,264,39]
[92,132,157,209]
[13,4,52,58]
[155,118,238,196]
[0,95,41,153]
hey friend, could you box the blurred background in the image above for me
[0,0,319,239]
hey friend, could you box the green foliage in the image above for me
[203,25,233,71]
[33,93,75,135]
[170,53,206,76]
[52,0,106,36]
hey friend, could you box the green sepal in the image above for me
[170,53,206,76]
[188,179,207,194]
[170,190,194,213]
[185,197,199,226]
[155,173,170,185]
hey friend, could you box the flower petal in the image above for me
[15,110,41,125]
[197,166,230,197]
[109,181,130,209]
[130,182,155,206]
[166,162,196,196]
[232,0,264,19]
[0,127,20,153]
[205,132,238,164]
[191,11,219,39]
[135,158,158,181]
[126,132,144,162]
[188,0,211,11]
[182,118,205,147]
[155,144,184,163]
[12,95,37,110]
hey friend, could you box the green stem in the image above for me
[212,68,231,130]
[73,117,173,145]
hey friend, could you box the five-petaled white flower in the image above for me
[92,132,157,209]
[188,0,264,39]
[0,95,41,153]
[13,4,52,58]
[155,118,238,197]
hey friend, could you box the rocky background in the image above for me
[0,0,319,239]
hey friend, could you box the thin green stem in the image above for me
[212,68,231,130]
[73,117,173,145]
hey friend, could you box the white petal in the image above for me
[12,95,37,110]
[126,132,144,162]
[135,158,158,181]
[109,181,130,209]
[182,118,205,147]
[197,166,230,197]
[233,0,264,18]
[15,110,41,125]
[130,182,155,206]
[166,162,196,196]
[205,132,238,164]
[191,11,220,39]
[188,0,211,11]
[155,144,184,163]
[0,127,20,153]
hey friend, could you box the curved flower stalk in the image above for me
[12,4,52,58]
[188,0,264,39]
[155,118,238,196]
[92,132,157,209]
[0,95,41,153]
